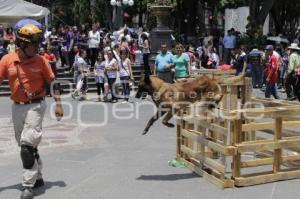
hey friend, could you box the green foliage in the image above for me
[147,0,177,8]
[90,0,106,25]
[237,17,267,51]
[220,0,244,8]
[74,0,91,25]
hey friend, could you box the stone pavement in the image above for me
[0,89,300,199]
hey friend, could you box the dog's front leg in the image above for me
[143,111,165,135]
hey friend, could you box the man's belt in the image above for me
[14,98,45,105]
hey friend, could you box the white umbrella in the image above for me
[267,36,289,43]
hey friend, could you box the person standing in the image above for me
[88,24,101,67]
[223,29,236,64]
[6,38,16,53]
[62,26,74,69]
[71,49,89,100]
[247,48,264,88]
[154,43,174,83]
[105,49,119,103]
[119,49,133,102]
[232,46,247,76]
[140,33,151,75]
[286,43,300,101]
[94,51,106,101]
[264,45,280,99]
[173,43,191,81]
[0,19,63,199]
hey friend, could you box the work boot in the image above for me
[20,187,33,199]
[33,178,44,188]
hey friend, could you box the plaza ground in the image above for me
[0,89,299,199]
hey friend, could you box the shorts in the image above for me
[95,75,105,83]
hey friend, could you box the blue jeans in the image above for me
[108,78,117,100]
[252,65,263,87]
[265,82,279,99]
[120,76,130,100]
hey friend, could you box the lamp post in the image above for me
[110,0,134,29]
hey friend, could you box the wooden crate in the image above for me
[177,97,300,188]
[191,69,236,79]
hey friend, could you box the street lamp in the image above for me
[110,0,134,28]
[110,0,134,6]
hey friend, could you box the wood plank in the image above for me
[234,169,300,186]
[241,154,300,168]
[242,121,300,132]
[241,158,273,168]
[179,158,234,189]
[237,138,300,153]
[182,117,228,136]
[282,154,300,162]
[223,106,300,119]
[273,118,282,173]
[181,145,226,173]
[233,119,242,178]
[181,129,235,155]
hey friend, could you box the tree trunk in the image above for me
[256,0,275,26]
[185,0,197,37]
[138,1,143,27]
[270,0,284,34]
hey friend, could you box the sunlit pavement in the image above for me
[0,88,299,199]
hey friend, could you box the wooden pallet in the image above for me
[177,89,300,188]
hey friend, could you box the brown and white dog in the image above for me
[135,75,223,135]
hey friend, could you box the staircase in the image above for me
[0,64,143,96]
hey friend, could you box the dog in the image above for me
[135,75,223,135]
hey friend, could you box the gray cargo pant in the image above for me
[12,100,46,187]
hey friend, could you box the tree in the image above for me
[74,0,91,26]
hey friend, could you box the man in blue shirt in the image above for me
[223,29,236,64]
[154,44,174,83]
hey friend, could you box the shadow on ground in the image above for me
[136,173,198,181]
[0,180,66,196]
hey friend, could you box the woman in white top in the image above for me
[119,49,133,102]
[88,24,100,66]
[72,49,89,100]
[94,51,106,101]
[105,49,119,103]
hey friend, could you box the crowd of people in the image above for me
[1,22,300,101]
[154,28,300,101]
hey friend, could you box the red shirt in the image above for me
[265,54,278,84]
[41,52,57,76]
[43,53,56,62]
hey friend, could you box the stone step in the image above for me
[0,64,143,96]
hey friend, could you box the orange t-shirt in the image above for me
[0,51,55,102]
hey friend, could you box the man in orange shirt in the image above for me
[0,19,63,199]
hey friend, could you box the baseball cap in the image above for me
[265,45,274,50]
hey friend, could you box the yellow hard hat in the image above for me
[16,24,42,43]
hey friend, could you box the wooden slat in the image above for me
[241,154,300,168]
[273,118,282,173]
[181,129,235,155]
[222,106,300,119]
[237,138,300,153]
[182,117,228,136]
[181,145,226,173]
[242,121,300,132]
[179,158,234,189]
[233,119,242,178]
[241,158,273,168]
[234,169,300,186]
